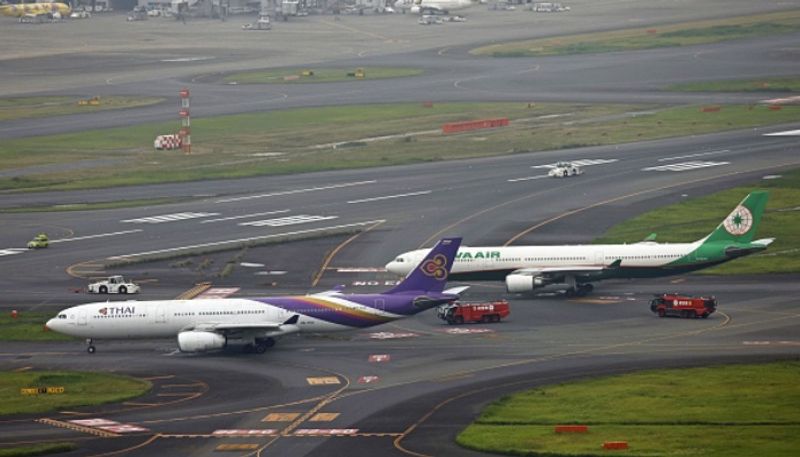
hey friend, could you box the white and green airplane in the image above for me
[386,192,773,296]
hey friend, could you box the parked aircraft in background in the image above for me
[394,0,472,14]
[47,238,463,354]
[0,2,71,18]
[387,192,772,296]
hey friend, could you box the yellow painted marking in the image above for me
[308,413,340,422]
[142,375,176,381]
[215,443,259,451]
[157,392,196,397]
[671,278,687,284]
[176,282,212,300]
[14,366,33,372]
[306,376,341,385]
[162,383,205,388]
[262,413,300,422]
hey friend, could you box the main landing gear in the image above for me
[241,338,276,354]
[564,283,594,297]
[86,338,96,354]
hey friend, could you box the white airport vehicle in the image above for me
[548,161,583,177]
[387,193,772,297]
[70,9,91,18]
[87,275,140,295]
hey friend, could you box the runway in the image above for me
[1,0,800,455]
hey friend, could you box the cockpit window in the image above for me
[58,314,67,319]
[395,257,404,263]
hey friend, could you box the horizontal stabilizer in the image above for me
[443,286,470,296]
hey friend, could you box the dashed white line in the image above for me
[49,229,144,243]
[347,190,431,204]
[763,129,800,137]
[215,180,376,203]
[240,215,338,227]
[200,210,291,224]
[507,175,549,183]
[0,248,27,257]
[121,212,219,224]
[642,161,729,172]
[657,150,729,162]
[107,220,386,260]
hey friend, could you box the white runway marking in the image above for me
[657,150,729,162]
[239,215,338,227]
[107,220,385,260]
[0,248,27,257]
[200,210,291,224]
[507,175,548,183]
[531,158,618,169]
[215,180,376,203]
[347,190,431,204]
[49,229,143,243]
[642,161,729,172]
[763,129,800,137]
[121,212,218,224]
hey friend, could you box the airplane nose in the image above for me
[44,318,54,331]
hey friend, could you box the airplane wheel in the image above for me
[87,346,96,354]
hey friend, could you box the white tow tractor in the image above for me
[548,161,583,178]
[87,275,140,294]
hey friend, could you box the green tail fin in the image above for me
[703,191,768,244]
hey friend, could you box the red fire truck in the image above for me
[650,293,717,319]
[437,300,510,324]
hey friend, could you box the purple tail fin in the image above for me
[384,238,462,294]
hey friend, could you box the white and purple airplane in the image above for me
[46,238,464,354]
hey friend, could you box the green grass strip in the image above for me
[0,443,77,457]
[223,67,422,84]
[0,96,164,122]
[0,312,74,342]
[669,76,800,93]
[0,371,151,416]
[458,362,800,457]
[471,10,800,57]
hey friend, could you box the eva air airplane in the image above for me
[386,192,773,296]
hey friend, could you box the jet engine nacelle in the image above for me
[177,331,226,353]
[505,273,549,293]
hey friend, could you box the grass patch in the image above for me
[594,168,800,274]
[0,96,164,122]
[669,76,800,92]
[0,312,74,342]
[458,362,800,457]
[0,443,77,457]
[0,197,184,213]
[1,102,799,194]
[0,371,151,416]
[471,10,800,57]
[223,67,422,84]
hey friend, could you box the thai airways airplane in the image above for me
[47,238,463,354]
[387,192,773,296]
[0,2,71,18]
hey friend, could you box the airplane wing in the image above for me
[194,315,300,334]
[510,259,622,280]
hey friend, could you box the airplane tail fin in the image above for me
[702,191,768,244]
[384,238,461,294]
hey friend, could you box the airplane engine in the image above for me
[177,331,226,353]
[505,273,548,293]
